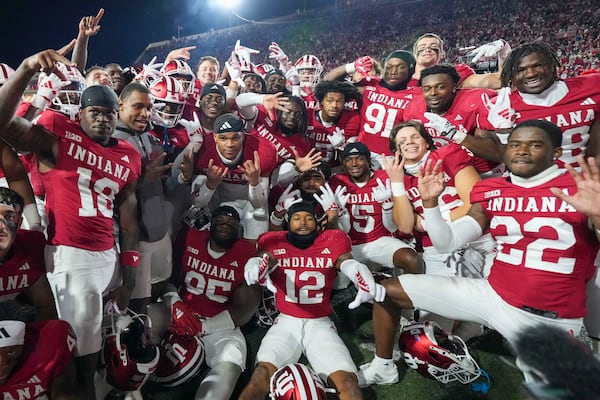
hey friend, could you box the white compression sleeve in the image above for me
[422,206,483,253]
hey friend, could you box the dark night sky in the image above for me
[1,0,332,69]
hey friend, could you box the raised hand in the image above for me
[340,260,386,309]
[268,42,289,68]
[327,127,345,149]
[292,147,322,173]
[354,56,373,80]
[240,151,261,186]
[372,177,393,210]
[179,111,201,137]
[226,51,244,86]
[274,184,302,214]
[424,112,466,143]
[417,159,445,203]
[313,182,339,213]
[334,185,350,210]
[550,156,600,219]
[482,87,515,130]
[31,71,72,110]
[144,153,172,183]
[468,39,511,64]
[234,40,260,66]
[205,158,228,190]
[381,151,405,183]
[285,67,300,86]
[165,46,197,62]
[79,8,104,37]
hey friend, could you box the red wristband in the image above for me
[120,251,141,267]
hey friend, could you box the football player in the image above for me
[328,142,422,274]
[0,300,79,398]
[0,49,142,399]
[159,206,261,400]
[325,50,421,162]
[239,202,385,400]
[361,119,600,386]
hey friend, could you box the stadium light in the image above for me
[222,0,240,9]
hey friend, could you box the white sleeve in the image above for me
[422,206,483,253]
[272,160,301,186]
[337,209,351,233]
[248,177,269,208]
[381,208,398,233]
[235,92,263,120]
[192,177,216,208]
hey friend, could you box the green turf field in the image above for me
[142,288,525,399]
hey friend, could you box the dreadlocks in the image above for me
[500,42,560,87]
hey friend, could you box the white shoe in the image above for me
[357,360,399,388]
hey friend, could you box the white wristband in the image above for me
[345,63,356,74]
[270,211,284,226]
[391,182,406,197]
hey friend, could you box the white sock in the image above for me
[373,355,394,367]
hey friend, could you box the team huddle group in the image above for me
[0,7,599,400]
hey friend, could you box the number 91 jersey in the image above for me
[258,230,351,319]
[36,110,141,251]
[471,171,598,319]
[177,228,256,318]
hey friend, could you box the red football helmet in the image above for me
[269,363,328,400]
[154,333,206,387]
[294,55,322,88]
[161,59,196,96]
[37,63,86,120]
[148,76,186,128]
[399,321,481,384]
[0,63,15,86]
[254,63,276,78]
[100,311,160,391]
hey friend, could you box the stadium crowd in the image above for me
[0,0,600,399]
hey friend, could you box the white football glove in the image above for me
[149,103,168,129]
[31,72,72,110]
[482,87,515,130]
[446,245,486,279]
[285,67,301,86]
[313,182,339,213]
[275,184,302,213]
[424,112,466,143]
[371,177,393,210]
[244,254,271,286]
[340,259,386,309]
[234,40,259,67]
[179,111,201,137]
[268,41,289,69]
[135,56,163,86]
[327,127,345,149]
[468,39,511,64]
[226,51,245,87]
[334,185,350,210]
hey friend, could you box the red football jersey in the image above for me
[258,230,351,318]
[472,171,598,318]
[300,89,320,113]
[0,320,76,398]
[35,111,141,250]
[403,88,499,174]
[177,229,256,318]
[306,110,360,166]
[0,230,46,300]
[329,170,396,245]
[509,74,600,168]
[403,144,474,248]
[251,106,312,162]
[356,79,420,155]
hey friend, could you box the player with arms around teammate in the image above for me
[239,202,386,400]
[0,49,142,399]
[364,119,599,384]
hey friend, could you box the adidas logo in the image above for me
[210,84,219,90]
[220,121,232,130]
[321,248,331,255]
[230,261,239,267]
[455,114,464,121]
[19,262,30,271]
[405,94,413,99]
[67,335,77,352]
[349,148,359,154]
[120,155,130,163]
[133,255,140,262]
[580,97,596,106]
[27,375,41,384]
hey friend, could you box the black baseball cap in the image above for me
[342,142,371,160]
[300,164,331,180]
[200,83,226,99]
[214,113,244,134]
[80,85,119,110]
[212,205,240,221]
